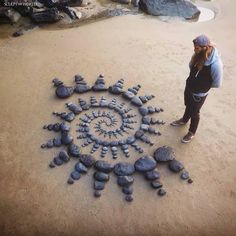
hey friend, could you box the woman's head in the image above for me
[191,34,213,70]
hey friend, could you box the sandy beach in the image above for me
[0,0,236,235]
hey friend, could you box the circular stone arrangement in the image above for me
[41,74,192,202]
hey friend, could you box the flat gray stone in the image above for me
[125,194,133,202]
[117,176,134,186]
[79,154,96,167]
[154,146,176,162]
[122,185,133,195]
[94,190,101,198]
[134,156,157,172]
[94,181,105,190]
[59,150,70,162]
[68,143,80,157]
[139,107,149,116]
[131,96,143,107]
[95,160,114,173]
[181,170,189,180]
[75,162,88,173]
[145,170,160,180]
[158,188,166,196]
[114,162,135,176]
[168,159,184,173]
[94,171,110,182]
[56,85,74,98]
[139,0,200,20]
[151,180,163,189]
[71,171,81,180]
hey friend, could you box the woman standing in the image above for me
[171,34,223,143]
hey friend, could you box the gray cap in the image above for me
[193,34,211,46]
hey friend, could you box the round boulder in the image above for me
[114,162,135,176]
[56,85,74,98]
[79,154,96,168]
[134,156,157,172]
[122,185,133,195]
[117,176,134,186]
[94,181,105,190]
[154,146,175,162]
[75,162,88,173]
[68,143,80,157]
[58,150,70,162]
[94,171,110,182]
[151,180,163,189]
[168,159,184,173]
[95,160,114,173]
[145,170,160,180]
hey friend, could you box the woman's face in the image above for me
[194,45,204,54]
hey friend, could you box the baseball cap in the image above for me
[193,34,212,46]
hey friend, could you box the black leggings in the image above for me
[182,89,207,134]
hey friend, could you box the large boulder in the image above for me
[0,7,21,23]
[139,0,200,20]
[154,146,175,162]
[134,156,157,172]
[111,0,131,4]
[31,8,62,23]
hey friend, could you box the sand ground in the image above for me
[0,0,236,235]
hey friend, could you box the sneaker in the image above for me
[181,132,195,143]
[171,118,186,126]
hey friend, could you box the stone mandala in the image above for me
[41,74,191,202]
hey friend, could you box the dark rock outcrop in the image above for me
[31,8,62,23]
[0,7,21,23]
[139,0,200,20]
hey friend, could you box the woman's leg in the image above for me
[189,95,207,134]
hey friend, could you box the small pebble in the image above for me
[188,178,193,184]
[125,194,133,202]
[122,185,133,195]
[180,170,190,180]
[49,162,55,168]
[151,180,163,189]
[94,181,105,190]
[71,171,81,180]
[67,178,74,185]
[158,188,166,196]
[75,162,88,173]
[53,156,63,166]
[94,190,101,198]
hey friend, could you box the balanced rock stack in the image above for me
[74,74,91,93]
[123,84,141,100]
[154,146,192,182]
[68,154,96,184]
[78,98,90,110]
[53,111,75,122]
[109,79,124,94]
[52,78,74,98]
[92,74,108,91]
[139,106,164,116]
[66,102,83,115]
[99,96,109,107]
[114,162,135,202]
[90,96,99,107]
[93,160,114,197]
[41,121,74,149]
[139,94,155,104]
[134,155,166,196]
[108,98,117,109]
